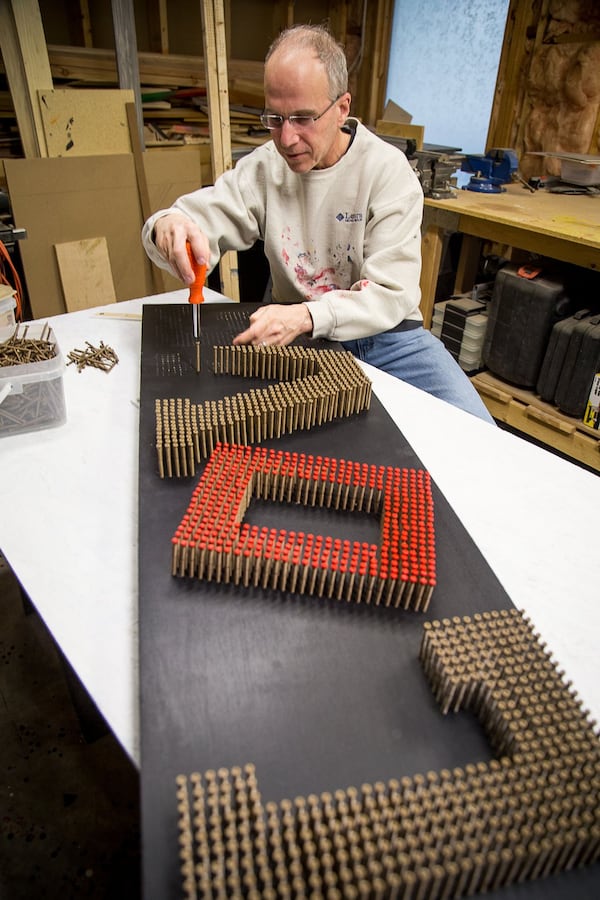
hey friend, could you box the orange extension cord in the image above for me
[0,238,24,322]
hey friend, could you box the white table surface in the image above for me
[1,290,599,766]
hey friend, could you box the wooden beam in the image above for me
[126,102,165,295]
[65,0,93,47]
[419,223,444,330]
[454,235,483,295]
[486,0,543,150]
[329,1,349,47]
[366,0,394,126]
[110,0,145,148]
[512,0,549,157]
[200,0,239,301]
[148,0,169,54]
[0,0,53,158]
[37,45,264,89]
[80,0,93,47]
[224,0,231,61]
[347,0,394,126]
[200,0,231,181]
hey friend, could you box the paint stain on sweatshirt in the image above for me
[295,262,339,295]
[280,236,358,298]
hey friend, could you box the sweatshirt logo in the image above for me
[336,211,363,223]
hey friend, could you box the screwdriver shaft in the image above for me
[193,304,201,373]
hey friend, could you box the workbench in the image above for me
[0,290,598,775]
[420,183,600,469]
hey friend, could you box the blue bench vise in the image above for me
[461,148,518,193]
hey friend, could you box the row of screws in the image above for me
[170,442,436,609]
[155,346,372,478]
[213,343,321,382]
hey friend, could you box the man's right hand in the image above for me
[152,214,211,285]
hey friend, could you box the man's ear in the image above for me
[339,92,352,121]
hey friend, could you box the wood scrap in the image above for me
[43,45,264,90]
[54,237,117,312]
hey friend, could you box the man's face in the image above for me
[264,48,350,173]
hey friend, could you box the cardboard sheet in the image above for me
[4,155,155,318]
[54,236,117,311]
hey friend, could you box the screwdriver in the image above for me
[185,242,207,373]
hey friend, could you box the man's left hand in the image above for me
[233,303,313,347]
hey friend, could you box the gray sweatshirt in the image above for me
[141,119,424,342]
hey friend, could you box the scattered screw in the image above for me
[67,341,119,373]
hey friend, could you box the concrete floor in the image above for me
[0,554,140,899]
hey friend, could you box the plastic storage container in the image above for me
[0,291,16,327]
[0,322,66,437]
[432,296,488,373]
[560,158,600,186]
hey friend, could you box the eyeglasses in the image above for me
[260,96,341,130]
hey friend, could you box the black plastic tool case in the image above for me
[536,309,593,403]
[483,265,570,387]
[554,313,600,418]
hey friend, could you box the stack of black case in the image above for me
[482,265,571,387]
[537,309,592,405]
[547,313,600,419]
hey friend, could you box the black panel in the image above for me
[139,304,599,899]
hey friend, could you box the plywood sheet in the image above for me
[38,88,134,157]
[382,98,413,123]
[142,145,212,294]
[54,237,117,312]
[4,155,155,318]
[376,118,425,149]
[142,144,212,205]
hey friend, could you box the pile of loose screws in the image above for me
[67,340,119,373]
[0,323,57,367]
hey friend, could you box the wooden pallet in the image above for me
[472,369,600,472]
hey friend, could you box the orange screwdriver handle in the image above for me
[186,242,207,304]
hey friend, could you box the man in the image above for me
[142,24,493,423]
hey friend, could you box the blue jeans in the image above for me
[342,328,495,424]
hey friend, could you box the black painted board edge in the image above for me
[138,304,599,899]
